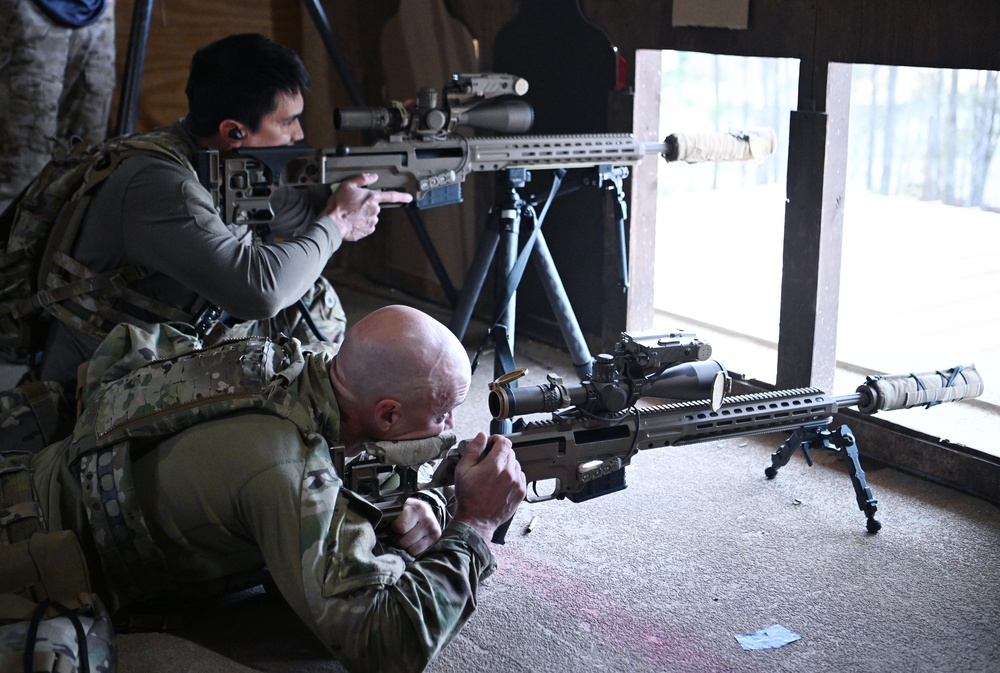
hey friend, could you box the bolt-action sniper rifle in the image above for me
[194,73,776,224]
[337,329,984,541]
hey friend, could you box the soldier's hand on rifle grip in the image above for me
[452,432,526,544]
[392,497,443,557]
[322,173,414,242]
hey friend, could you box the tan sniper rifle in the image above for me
[194,73,776,223]
[338,330,984,541]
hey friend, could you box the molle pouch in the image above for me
[0,531,116,673]
[0,381,74,454]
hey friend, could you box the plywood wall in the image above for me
[111,1,309,133]
[111,0,1000,136]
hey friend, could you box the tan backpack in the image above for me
[0,131,196,367]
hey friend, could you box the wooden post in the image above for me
[776,60,852,390]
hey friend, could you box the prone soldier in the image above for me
[5,305,526,673]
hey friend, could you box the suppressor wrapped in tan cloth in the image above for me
[859,365,984,412]
[670,128,777,164]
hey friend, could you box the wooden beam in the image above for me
[624,50,660,333]
[776,61,851,390]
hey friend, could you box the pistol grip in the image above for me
[491,516,514,545]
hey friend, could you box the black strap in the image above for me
[297,298,330,343]
[24,600,90,673]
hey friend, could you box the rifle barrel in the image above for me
[834,392,865,411]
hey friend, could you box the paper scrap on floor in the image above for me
[735,624,801,650]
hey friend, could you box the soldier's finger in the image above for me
[375,189,414,205]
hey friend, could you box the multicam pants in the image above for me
[0,0,116,212]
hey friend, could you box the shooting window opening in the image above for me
[642,52,999,458]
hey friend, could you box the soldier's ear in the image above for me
[372,398,402,433]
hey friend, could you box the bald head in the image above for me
[331,306,471,445]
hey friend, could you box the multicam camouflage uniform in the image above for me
[0,0,116,213]
[27,323,496,673]
[0,529,116,673]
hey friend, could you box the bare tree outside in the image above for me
[969,70,1000,207]
[922,70,943,201]
[866,65,880,192]
[880,66,898,195]
[943,70,960,204]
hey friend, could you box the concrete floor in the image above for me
[114,282,1000,673]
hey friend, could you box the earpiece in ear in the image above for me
[228,128,244,140]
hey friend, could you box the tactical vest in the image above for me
[65,323,340,609]
[0,129,218,364]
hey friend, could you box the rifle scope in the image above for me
[489,360,729,420]
[335,98,535,136]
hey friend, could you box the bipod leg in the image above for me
[765,424,880,533]
[587,165,630,291]
[449,209,501,340]
[764,427,815,480]
[827,425,881,534]
[529,230,594,379]
[404,205,458,308]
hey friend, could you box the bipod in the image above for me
[765,423,881,534]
